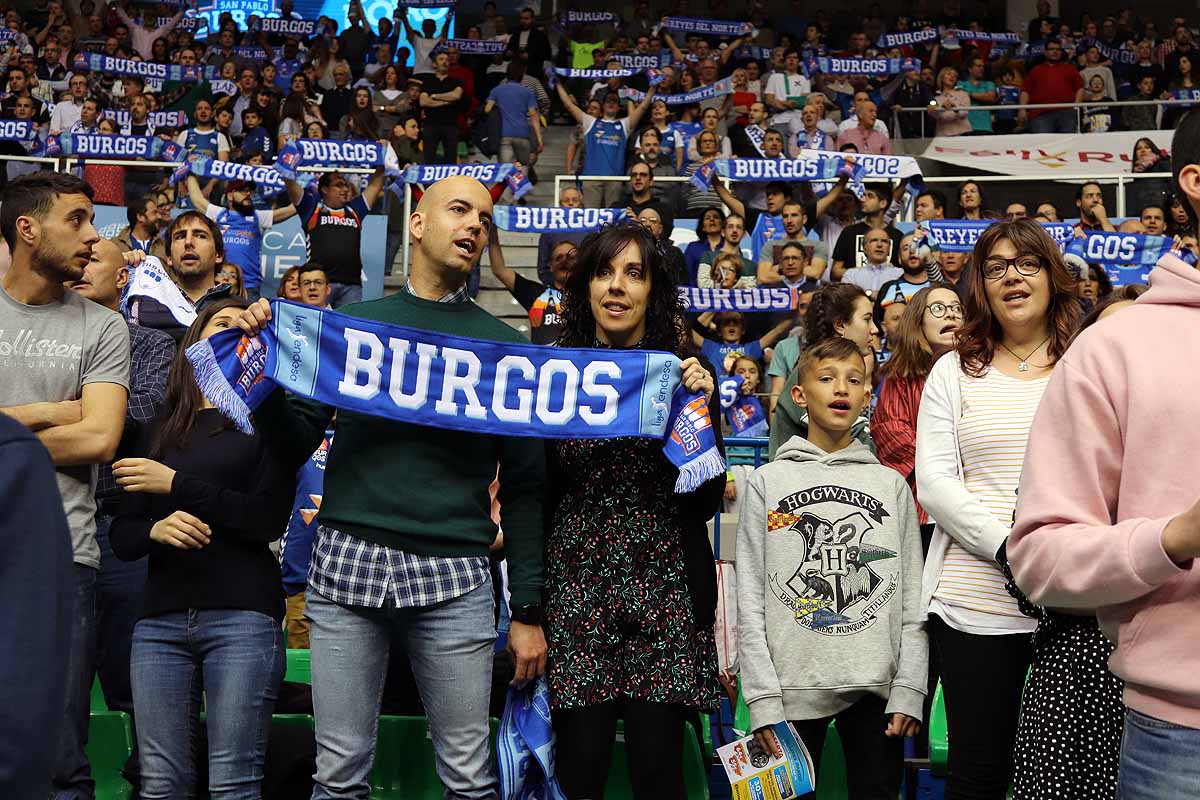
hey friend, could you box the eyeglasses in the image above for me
[982,255,1043,280]
[301,278,327,288]
[926,301,963,319]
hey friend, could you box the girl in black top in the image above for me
[111,297,296,799]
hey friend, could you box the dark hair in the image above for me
[151,297,250,458]
[557,222,688,355]
[506,61,526,82]
[917,189,946,211]
[0,171,93,250]
[1075,180,1104,200]
[126,193,156,227]
[1072,284,1148,342]
[880,282,959,380]
[694,206,725,234]
[957,180,987,217]
[804,283,868,348]
[165,209,225,261]
[1172,111,1200,233]
[1084,263,1114,300]
[957,219,1081,376]
[765,180,790,197]
[863,182,891,202]
[298,261,328,278]
[795,336,867,383]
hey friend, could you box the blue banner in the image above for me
[396,0,457,7]
[435,38,507,54]
[73,52,219,82]
[492,206,625,233]
[804,56,920,76]
[553,67,639,79]
[38,132,184,161]
[1079,37,1136,64]
[719,375,767,436]
[250,16,324,36]
[924,220,1075,252]
[400,162,520,185]
[234,45,269,60]
[613,52,670,69]
[679,287,803,312]
[187,301,725,493]
[946,29,1021,43]
[621,76,732,106]
[1066,231,1177,267]
[0,119,35,140]
[179,155,288,195]
[562,10,621,26]
[661,16,753,37]
[103,109,189,129]
[1172,89,1200,102]
[876,29,939,48]
[712,155,858,182]
[157,15,207,29]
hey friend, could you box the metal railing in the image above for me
[891,97,1194,139]
[552,170,1172,220]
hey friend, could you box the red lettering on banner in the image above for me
[970,149,1002,156]
[1079,151,1113,162]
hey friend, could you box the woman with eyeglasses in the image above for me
[916,219,1080,800]
[872,283,963,555]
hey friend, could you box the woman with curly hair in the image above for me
[545,222,725,799]
[916,219,1080,800]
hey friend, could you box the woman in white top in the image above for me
[916,219,1080,800]
[929,66,972,137]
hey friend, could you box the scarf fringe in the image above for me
[674,446,727,494]
[187,338,256,435]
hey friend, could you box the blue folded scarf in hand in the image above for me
[187,301,726,493]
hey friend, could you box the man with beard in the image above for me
[1075,181,1116,233]
[113,193,168,261]
[873,231,932,326]
[0,171,130,800]
[127,210,232,342]
[185,173,297,299]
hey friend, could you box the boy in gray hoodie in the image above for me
[737,336,927,799]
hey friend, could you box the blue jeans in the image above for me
[306,580,497,800]
[131,609,285,800]
[1116,708,1200,799]
[328,282,363,309]
[1030,109,1077,133]
[53,564,98,800]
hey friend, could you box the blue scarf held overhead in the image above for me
[435,38,508,55]
[160,15,206,30]
[250,17,324,36]
[73,52,218,82]
[396,0,456,6]
[661,16,754,37]
[275,138,386,180]
[804,56,920,77]
[561,10,621,27]
[492,206,625,233]
[680,287,804,313]
[120,256,196,329]
[1066,232,1196,287]
[36,132,184,161]
[394,162,532,200]
[877,29,939,48]
[103,108,188,129]
[174,155,288,195]
[622,76,732,105]
[699,155,863,185]
[614,52,669,69]
[719,375,768,437]
[496,677,568,800]
[187,301,727,494]
[553,67,639,79]
[924,219,1075,252]
[946,29,1021,43]
[1079,37,1136,64]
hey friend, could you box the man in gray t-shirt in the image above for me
[0,171,129,798]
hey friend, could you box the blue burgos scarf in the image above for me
[496,677,568,800]
[719,376,768,437]
[187,301,726,493]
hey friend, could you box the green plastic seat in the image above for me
[929,681,948,777]
[371,716,443,800]
[815,725,848,800]
[285,648,312,685]
[87,711,134,800]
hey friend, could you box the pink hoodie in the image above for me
[1010,253,1200,728]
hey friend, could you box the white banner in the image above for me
[915,131,1175,176]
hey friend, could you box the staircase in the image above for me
[383,123,576,338]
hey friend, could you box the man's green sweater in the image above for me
[255,291,546,606]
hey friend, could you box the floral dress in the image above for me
[545,428,723,713]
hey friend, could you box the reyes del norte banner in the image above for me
[188,301,726,493]
[923,220,1075,252]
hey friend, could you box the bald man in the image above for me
[69,240,175,764]
[236,175,547,799]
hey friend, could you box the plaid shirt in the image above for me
[97,322,176,502]
[308,279,489,609]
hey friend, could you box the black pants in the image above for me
[422,121,460,164]
[553,699,689,799]
[792,694,902,800]
[930,615,1032,800]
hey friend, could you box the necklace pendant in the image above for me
[1018,361,1030,372]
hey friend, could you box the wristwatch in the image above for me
[510,603,543,626]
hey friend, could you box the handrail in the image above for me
[890,95,1193,138]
